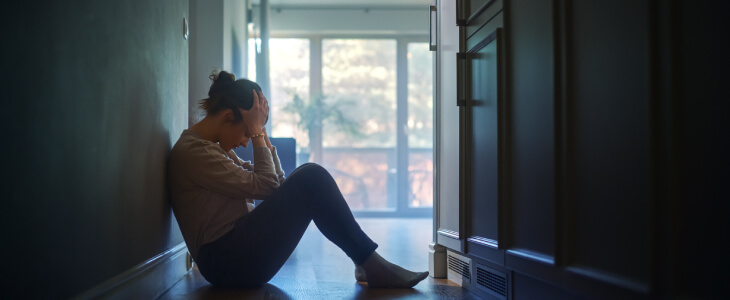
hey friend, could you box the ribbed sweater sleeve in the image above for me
[186,145,280,200]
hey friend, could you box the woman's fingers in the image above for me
[242,89,269,129]
[252,90,268,113]
[252,89,260,108]
[259,91,270,125]
[258,91,268,106]
[258,90,270,115]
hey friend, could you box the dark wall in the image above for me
[2,0,188,297]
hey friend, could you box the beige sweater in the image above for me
[168,129,285,260]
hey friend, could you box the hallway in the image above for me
[159,218,478,299]
[5,0,729,298]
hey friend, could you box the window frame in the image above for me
[265,33,432,218]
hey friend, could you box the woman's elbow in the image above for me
[254,178,280,195]
[266,176,280,189]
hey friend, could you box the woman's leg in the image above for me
[260,163,379,264]
[202,163,378,287]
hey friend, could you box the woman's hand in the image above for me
[242,90,269,136]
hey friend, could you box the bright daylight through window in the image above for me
[249,37,433,214]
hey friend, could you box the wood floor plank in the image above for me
[159,218,479,299]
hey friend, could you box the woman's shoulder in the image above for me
[170,130,226,163]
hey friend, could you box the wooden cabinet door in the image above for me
[457,0,499,25]
[459,11,506,264]
[466,29,502,260]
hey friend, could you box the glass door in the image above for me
[260,37,433,217]
[322,38,398,212]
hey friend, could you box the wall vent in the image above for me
[446,250,471,286]
[476,264,507,299]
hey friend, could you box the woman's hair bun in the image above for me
[200,69,264,122]
[208,70,236,97]
[211,70,235,84]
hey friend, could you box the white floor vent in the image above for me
[446,250,471,286]
[476,264,507,299]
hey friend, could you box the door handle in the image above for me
[429,5,437,51]
[456,52,471,106]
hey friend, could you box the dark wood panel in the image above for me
[466,13,504,51]
[505,0,556,258]
[505,250,558,286]
[467,238,505,265]
[448,0,730,298]
[458,0,492,25]
[673,1,730,298]
[512,272,586,300]
[566,0,651,288]
[464,0,503,39]
[467,30,501,243]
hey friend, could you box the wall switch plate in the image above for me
[183,18,188,40]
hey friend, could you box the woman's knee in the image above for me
[290,163,327,178]
[283,163,333,192]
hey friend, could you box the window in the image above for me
[407,42,433,208]
[323,39,397,211]
[269,38,310,146]
[255,36,433,216]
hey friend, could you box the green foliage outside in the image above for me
[281,91,363,162]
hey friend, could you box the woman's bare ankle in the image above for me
[355,265,367,282]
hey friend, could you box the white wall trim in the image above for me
[429,242,448,278]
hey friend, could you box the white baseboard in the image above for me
[429,242,447,278]
[72,242,190,300]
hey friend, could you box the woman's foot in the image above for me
[360,252,429,288]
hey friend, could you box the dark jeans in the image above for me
[196,163,378,288]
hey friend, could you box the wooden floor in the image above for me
[159,218,479,300]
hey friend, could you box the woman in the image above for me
[168,71,428,288]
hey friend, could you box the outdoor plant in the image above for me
[281,92,362,163]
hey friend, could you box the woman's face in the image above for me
[218,109,250,152]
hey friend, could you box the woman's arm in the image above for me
[227,150,254,171]
[243,90,269,148]
[185,145,280,200]
[262,128,286,177]
[174,89,279,201]
[262,127,274,152]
